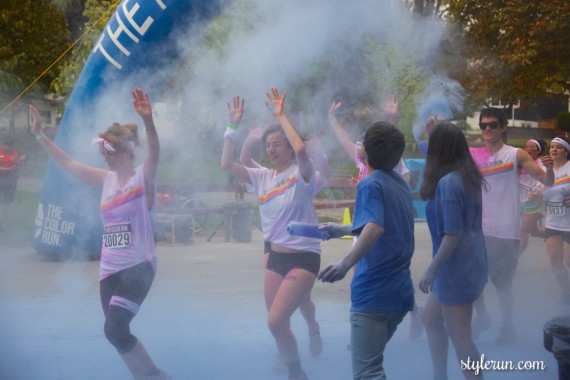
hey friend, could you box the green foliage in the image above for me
[557,112,570,133]
[52,0,118,97]
[444,0,570,104]
[0,0,71,107]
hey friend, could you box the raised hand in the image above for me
[265,87,285,117]
[131,88,153,120]
[380,94,399,117]
[29,104,43,136]
[227,96,245,126]
[329,102,342,125]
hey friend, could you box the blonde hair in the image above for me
[99,122,140,155]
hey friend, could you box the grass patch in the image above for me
[0,190,40,244]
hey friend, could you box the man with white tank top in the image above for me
[469,107,553,345]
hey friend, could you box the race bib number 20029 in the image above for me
[103,223,131,248]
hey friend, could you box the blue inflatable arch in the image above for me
[33,0,231,258]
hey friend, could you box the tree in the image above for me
[558,111,570,135]
[52,0,118,98]
[444,0,570,106]
[403,0,446,17]
[52,0,88,40]
[0,0,71,133]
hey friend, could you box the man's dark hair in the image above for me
[479,107,508,127]
[363,121,405,171]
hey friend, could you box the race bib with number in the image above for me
[103,223,132,248]
[547,202,566,216]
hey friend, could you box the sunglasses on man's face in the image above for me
[479,121,500,130]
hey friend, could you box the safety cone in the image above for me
[341,208,352,239]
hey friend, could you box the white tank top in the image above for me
[245,163,321,253]
[99,165,157,280]
[543,161,570,231]
[471,145,520,239]
[519,158,544,203]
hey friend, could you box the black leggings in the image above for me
[100,261,155,353]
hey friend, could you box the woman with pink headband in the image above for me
[542,136,570,304]
[30,88,171,379]
[519,138,547,254]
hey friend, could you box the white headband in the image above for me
[91,138,135,152]
[91,137,115,152]
[528,139,541,153]
[552,137,570,151]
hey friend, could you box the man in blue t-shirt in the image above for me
[319,121,415,380]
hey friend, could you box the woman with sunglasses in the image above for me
[469,107,553,345]
[520,138,547,254]
[542,137,570,304]
[30,88,170,380]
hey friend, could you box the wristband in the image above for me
[329,117,339,127]
[227,123,239,130]
[35,132,46,141]
[224,127,239,142]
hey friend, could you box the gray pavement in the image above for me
[0,221,565,379]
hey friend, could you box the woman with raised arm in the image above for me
[30,88,170,380]
[221,88,320,380]
[519,138,547,254]
[240,123,324,372]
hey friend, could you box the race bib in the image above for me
[547,202,566,216]
[103,223,131,248]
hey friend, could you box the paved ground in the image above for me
[0,219,566,379]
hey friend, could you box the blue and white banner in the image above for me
[33,0,229,257]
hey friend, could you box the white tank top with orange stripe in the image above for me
[470,145,520,240]
[99,165,157,280]
[543,161,570,231]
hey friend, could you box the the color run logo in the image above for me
[93,0,167,69]
[34,202,76,247]
[461,354,546,375]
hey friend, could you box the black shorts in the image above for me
[545,228,570,244]
[266,249,321,277]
